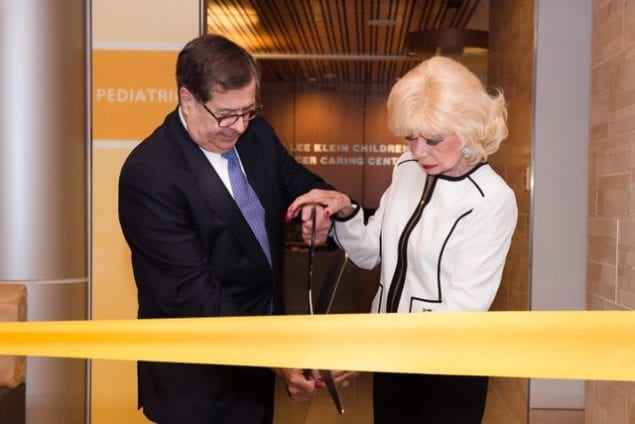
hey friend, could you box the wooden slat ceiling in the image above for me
[206,0,488,84]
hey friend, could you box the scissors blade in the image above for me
[306,206,317,314]
[314,250,348,315]
[320,370,345,415]
[317,252,347,414]
[305,206,345,415]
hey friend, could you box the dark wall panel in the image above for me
[261,82,403,209]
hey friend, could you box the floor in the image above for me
[528,409,584,424]
[273,373,584,424]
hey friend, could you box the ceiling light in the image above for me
[406,28,488,56]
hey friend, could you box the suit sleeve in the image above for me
[119,160,243,318]
[267,124,333,203]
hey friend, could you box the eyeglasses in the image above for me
[199,101,263,128]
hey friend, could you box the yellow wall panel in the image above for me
[92,146,137,319]
[92,0,198,419]
[92,360,148,424]
[93,0,199,44]
[92,145,147,423]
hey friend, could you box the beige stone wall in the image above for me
[486,0,535,423]
[488,0,533,313]
[587,0,635,422]
[0,284,26,389]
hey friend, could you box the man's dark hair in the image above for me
[176,34,260,103]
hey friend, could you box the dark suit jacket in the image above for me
[119,109,330,423]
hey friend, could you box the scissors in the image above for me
[306,206,347,415]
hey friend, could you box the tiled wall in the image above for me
[587,0,635,422]
[486,0,535,422]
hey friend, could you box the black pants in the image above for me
[373,372,488,423]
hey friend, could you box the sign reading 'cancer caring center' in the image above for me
[289,143,407,166]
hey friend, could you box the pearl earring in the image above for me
[461,146,473,159]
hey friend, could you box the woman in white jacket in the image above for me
[287,56,518,423]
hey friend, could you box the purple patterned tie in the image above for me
[222,149,272,266]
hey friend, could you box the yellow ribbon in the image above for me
[0,311,633,381]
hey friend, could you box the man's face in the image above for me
[180,80,258,153]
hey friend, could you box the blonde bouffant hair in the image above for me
[387,56,508,165]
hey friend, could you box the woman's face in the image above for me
[406,133,468,177]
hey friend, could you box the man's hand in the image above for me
[330,370,360,388]
[299,204,331,245]
[273,368,323,401]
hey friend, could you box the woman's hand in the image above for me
[286,189,355,222]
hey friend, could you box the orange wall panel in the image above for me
[93,50,178,141]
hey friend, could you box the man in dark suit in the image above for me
[118,34,332,424]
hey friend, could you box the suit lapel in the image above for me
[166,112,273,276]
